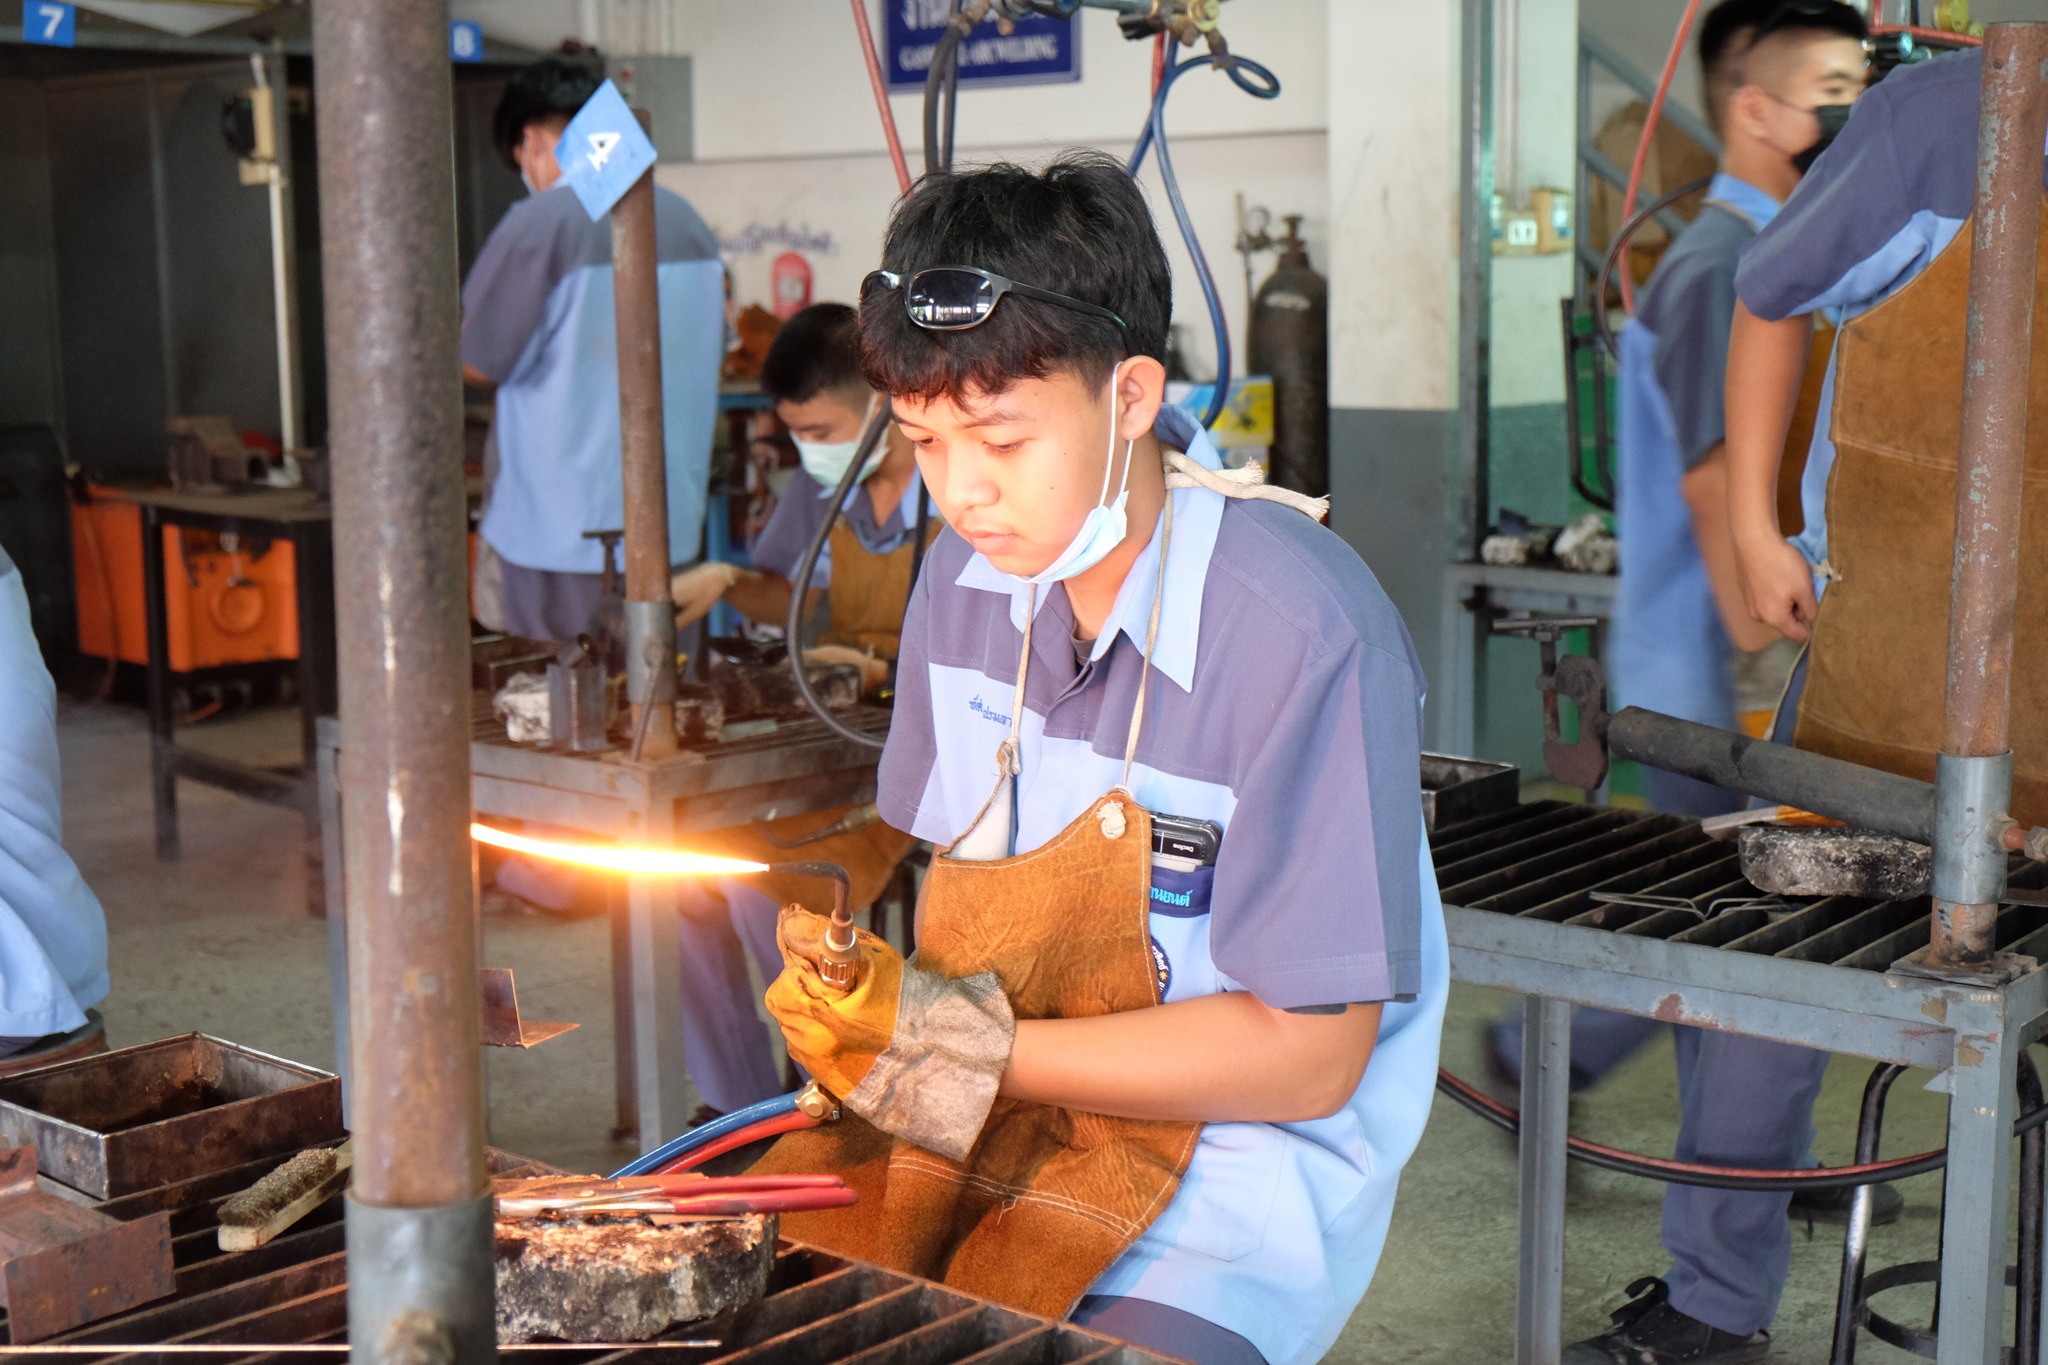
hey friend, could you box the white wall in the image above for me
[450,0,1330,384]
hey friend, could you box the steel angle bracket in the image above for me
[479,969,580,1049]
[0,1145,175,1342]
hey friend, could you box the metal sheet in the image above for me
[0,1146,176,1343]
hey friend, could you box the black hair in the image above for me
[492,56,603,170]
[1699,0,1867,122]
[760,303,866,406]
[859,151,1171,402]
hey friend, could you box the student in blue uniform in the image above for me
[0,545,109,1056]
[1728,41,1999,645]
[460,56,725,644]
[753,153,1449,1365]
[1554,5,1884,1363]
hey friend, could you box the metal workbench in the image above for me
[316,706,889,1154]
[1437,800,2048,1365]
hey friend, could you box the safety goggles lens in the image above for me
[903,269,1000,329]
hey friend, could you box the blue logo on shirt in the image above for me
[967,695,1011,726]
[1150,885,1193,909]
[1150,936,1171,997]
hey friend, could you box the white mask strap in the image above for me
[1100,360,1133,508]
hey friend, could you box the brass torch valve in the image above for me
[768,860,861,992]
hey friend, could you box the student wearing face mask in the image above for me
[737,154,1448,1365]
[662,303,928,1121]
[459,55,724,645]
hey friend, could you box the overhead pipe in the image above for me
[311,0,494,1359]
[1929,21,2048,968]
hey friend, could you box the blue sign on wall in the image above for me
[22,0,76,47]
[884,1,1079,92]
[449,21,484,63]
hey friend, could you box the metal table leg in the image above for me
[1518,995,1572,1365]
[142,504,178,860]
[610,880,638,1143]
[624,808,690,1153]
[316,723,351,1119]
[1935,995,2022,1364]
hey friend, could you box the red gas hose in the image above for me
[1617,0,1706,314]
[851,0,914,195]
[1870,22,1983,46]
[654,1109,823,1175]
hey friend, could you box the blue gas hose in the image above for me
[610,1089,804,1179]
[1126,52,1282,429]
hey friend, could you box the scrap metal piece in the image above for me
[493,1213,773,1343]
[0,1035,342,1200]
[1421,754,1521,832]
[1493,617,1609,792]
[0,1144,176,1342]
[478,969,580,1049]
[1737,825,1932,900]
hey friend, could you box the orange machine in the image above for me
[72,490,300,671]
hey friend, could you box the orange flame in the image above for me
[470,823,769,877]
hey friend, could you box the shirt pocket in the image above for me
[1156,1121,1286,1263]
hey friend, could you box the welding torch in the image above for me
[763,860,860,991]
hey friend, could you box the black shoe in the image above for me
[1562,1278,1770,1365]
[1788,1180,1904,1229]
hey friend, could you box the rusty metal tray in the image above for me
[0,1036,342,1200]
[1421,753,1521,832]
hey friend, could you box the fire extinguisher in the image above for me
[770,252,813,320]
[1248,216,1328,498]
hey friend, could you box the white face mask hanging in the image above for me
[1021,361,1134,585]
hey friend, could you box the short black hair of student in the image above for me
[492,57,603,170]
[1698,0,1868,124]
[760,304,866,407]
[859,151,1171,403]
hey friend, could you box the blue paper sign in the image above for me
[884,1,1079,91]
[449,21,484,63]
[22,0,75,46]
[555,80,659,221]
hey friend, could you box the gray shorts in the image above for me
[1071,1295,1267,1365]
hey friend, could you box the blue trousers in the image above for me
[676,878,787,1114]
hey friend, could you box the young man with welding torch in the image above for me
[740,153,1449,1365]
[664,303,929,1118]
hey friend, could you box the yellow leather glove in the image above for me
[764,906,905,1101]
[764,905,1015,1162]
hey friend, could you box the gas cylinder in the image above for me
[1248,216,1329,498]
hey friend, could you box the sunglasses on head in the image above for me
[861,266,1134,357]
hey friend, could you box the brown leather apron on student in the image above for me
[690,498,944,908]
[750,501,1203,1320]
[1793,199,2048,825]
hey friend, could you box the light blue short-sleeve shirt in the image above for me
[877,408,1450,1365]
[0,547,109,1039]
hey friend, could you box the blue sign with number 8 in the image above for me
[24,0,75,46]
[449,21,483,63]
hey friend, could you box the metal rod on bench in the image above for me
[1930,21,2048,968]
[614,108,679,764]
[312,0,494,1360]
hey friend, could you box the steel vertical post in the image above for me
[1935,996,2021,1364]
[1932,22,2048,967]
[1516,996,1571,1365]
[612,111,679,763]
[311,0,493,1360]
[1456,0,1494,564]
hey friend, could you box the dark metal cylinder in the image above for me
[611,112,679,762]
[1933,22,2048,965]
[1247,217,1328,498]
[311,0,490,1355]
[1608,707,1935,843]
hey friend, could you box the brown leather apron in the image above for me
[1794,200,2048,824]
[689,493,943,908]
[751,501,1203,1319]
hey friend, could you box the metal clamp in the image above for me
[1933,751,2014,908]
[1493,616,1610,792]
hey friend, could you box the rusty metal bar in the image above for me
[613,109,679,764]
[1931,22,2048,968]
[310,0,493,1357]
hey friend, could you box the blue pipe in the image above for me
[1127,53,1282,429]
[610,1089,804,1178]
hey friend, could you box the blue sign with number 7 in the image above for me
[555,81,659,222]
[23,0,75,46]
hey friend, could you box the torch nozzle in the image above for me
[769,861,860,990]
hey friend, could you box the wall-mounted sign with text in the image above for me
[883,1,1079,91]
